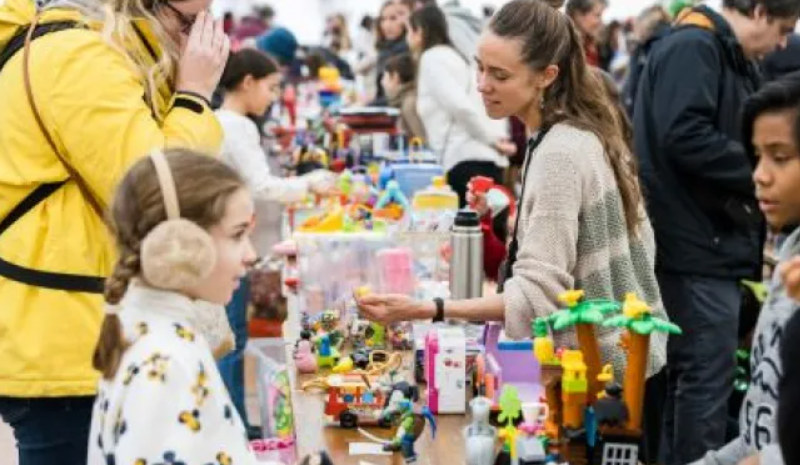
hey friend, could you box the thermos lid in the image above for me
[454,208,480,227]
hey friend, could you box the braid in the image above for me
[104,244,141,305]
[94,241,141,379]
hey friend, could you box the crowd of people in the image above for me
[2,0,800,465]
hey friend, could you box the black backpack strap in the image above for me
[0,182,105,294]
[0,20,104,294]
[0,21,82,72]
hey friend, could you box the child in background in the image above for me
[217,49,336,202]
[216,48,337,437]
[87,149,265,464]
[691,73,800,465]
[382,53,427,141]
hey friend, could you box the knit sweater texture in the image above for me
[502,123,668,378]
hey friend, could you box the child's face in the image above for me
[381,71,401,97]
[246,73,282,117]
[753,109,800,230]
[187,188,257,305]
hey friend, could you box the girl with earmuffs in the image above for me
[87,148,264,464]
[0,0,228,462]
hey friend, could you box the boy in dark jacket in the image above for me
[691,73,800,465]
[632,2,799,464]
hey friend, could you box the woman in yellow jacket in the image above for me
[0,0,228,463]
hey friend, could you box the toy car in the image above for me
[323,374,391,429]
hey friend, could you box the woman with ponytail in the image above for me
[0,1,228,463]
[87,149,266,464]
[357,0,668,430]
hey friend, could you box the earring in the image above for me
[539,94,545,110]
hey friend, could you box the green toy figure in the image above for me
[380,382,437,464]
[495,385,522,465]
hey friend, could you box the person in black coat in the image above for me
[763,33,800,81]
[632,2,800,464]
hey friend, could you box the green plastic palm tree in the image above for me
[602,293,682,431]
[549,290,621,399]
[497,385,522,458]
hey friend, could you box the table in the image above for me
[279,296,475,465]
[290,354,472,465]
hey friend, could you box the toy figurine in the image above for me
[496,385,522,465]
[314,333,340,369]
[294,332,318,374]
[465,397,496,465]
[380,383,436,464]
[594,364,629,428]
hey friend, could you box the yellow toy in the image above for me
[560,350,588,429]
[298,206,344,233]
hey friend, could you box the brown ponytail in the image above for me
[490,0,643,233]
[92,148,245,379]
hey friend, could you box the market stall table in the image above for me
[289,352,472,464]
[245,296,475,464]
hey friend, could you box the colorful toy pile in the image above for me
[504,291,679,465]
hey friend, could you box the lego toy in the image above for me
[601,293,681,432]
[524,290,683,465]
[496,385,522,465]
[473,324,543,412]
[465,397,497,465]
[380,382,437,464]
[550,290,621,401]
[515,402,550,465]
[593,365,628,428]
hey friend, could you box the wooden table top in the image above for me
[278,297,475,465]
[289,353,472,465]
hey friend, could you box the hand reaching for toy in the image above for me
[354,293,432,325]
[306,171,339,197]
[780,256,800,301]
[466,190,489,217]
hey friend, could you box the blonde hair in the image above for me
[68,0,184,120]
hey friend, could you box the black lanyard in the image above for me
[500,126,551,289]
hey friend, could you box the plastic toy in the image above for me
[496,385,522,464]
[374,180,410,220]
[593,366,628,428]
[601,293,681,431]
[321,373,388,428]
[425,326,467,414]
[525,290,683,465]
[314,333,340,368]
[298,206,345,233]
[294,333,318,374]
[465,397,497,465]
[473,324,543,412]
[412,176,459,211]
[376,247,416,295]
[550,290,621,401]
[515,402,549,465]
[301,351,403,391]
[380,383,437,464]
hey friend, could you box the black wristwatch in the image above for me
[432,297,445,323]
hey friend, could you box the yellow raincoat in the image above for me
[0,0,223,397]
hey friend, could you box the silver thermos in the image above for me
[450,209,484,300]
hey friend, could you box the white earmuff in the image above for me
[140,151,217,291]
